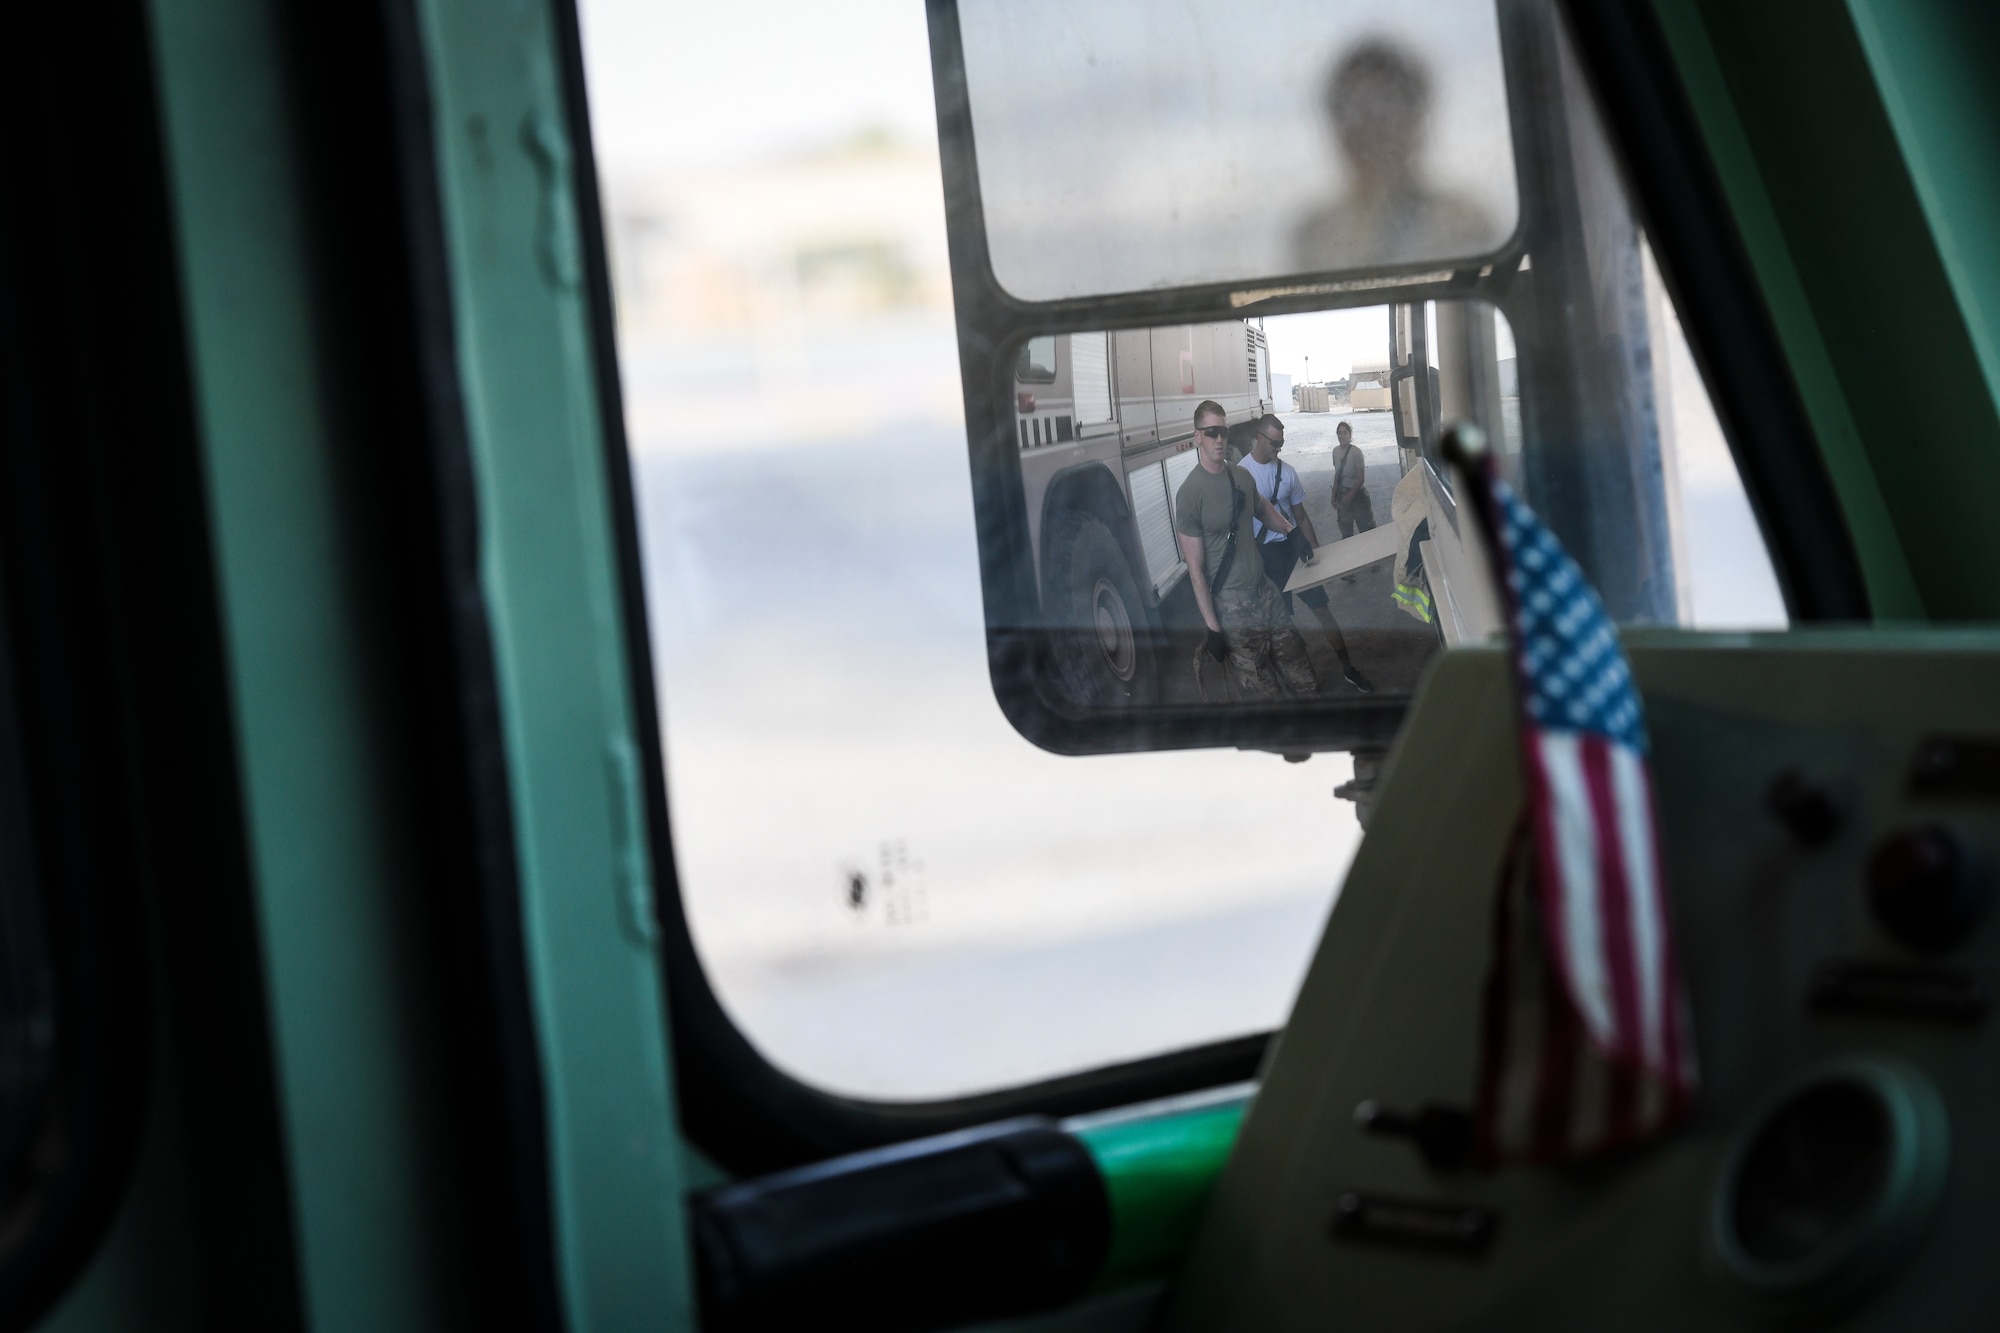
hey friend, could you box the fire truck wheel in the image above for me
[1044,511,1158,707]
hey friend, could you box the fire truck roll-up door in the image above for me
[1070,332,1114,428]
[1113,328,1156,453]
[1128,454,1192,597]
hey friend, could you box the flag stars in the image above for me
[1488,475,1650,752]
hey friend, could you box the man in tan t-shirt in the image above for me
[1173,400,1318,699]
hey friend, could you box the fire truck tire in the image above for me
[1043,510,1158,707]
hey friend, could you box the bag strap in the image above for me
[1209,470,1246,592]
[1257,459,1289,542]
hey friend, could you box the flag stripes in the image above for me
[1464,457,1696,1166]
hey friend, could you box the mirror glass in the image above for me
[1014,305,1501,715]
[957,0,1519,301]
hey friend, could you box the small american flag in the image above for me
[1459,443,1697,1165]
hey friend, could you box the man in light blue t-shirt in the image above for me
[1237,415,1374,693]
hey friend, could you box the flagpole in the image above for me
[1439,422,1518,631]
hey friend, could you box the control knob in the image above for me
[1865,825,1991,954]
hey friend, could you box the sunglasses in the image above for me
[1196,425,1229,440]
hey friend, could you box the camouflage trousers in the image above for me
[1216,579,1318,700]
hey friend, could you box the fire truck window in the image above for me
[956,0,1518,301]
[1016,336,1058,383]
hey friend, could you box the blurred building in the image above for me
[1349,361,1391,411]
[600,131,962,452]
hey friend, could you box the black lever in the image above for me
[690,1117,1108,1333]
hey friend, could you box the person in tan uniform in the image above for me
[1330,420,1377,537]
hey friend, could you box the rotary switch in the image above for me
[1865,825,1992,954]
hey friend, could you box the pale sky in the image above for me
[1264,306,1518,382]
[1262,308,1391,383]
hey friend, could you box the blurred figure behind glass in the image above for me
[1293,40,1494,271]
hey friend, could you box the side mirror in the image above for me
[928,0,1722,754]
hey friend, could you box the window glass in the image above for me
[957,0,1520,300]
[577,0,1783,1102]
[1644,246,1787,629]
[580,0,1360,1100]
[1016,335,1058,383]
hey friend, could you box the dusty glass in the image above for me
[957,0,1519,300]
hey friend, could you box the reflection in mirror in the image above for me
[1015,308,1501,717]
[956,0,1518,301]
[1010,291,1788,727]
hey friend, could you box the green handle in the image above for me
[1072,1096,1249,1288]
